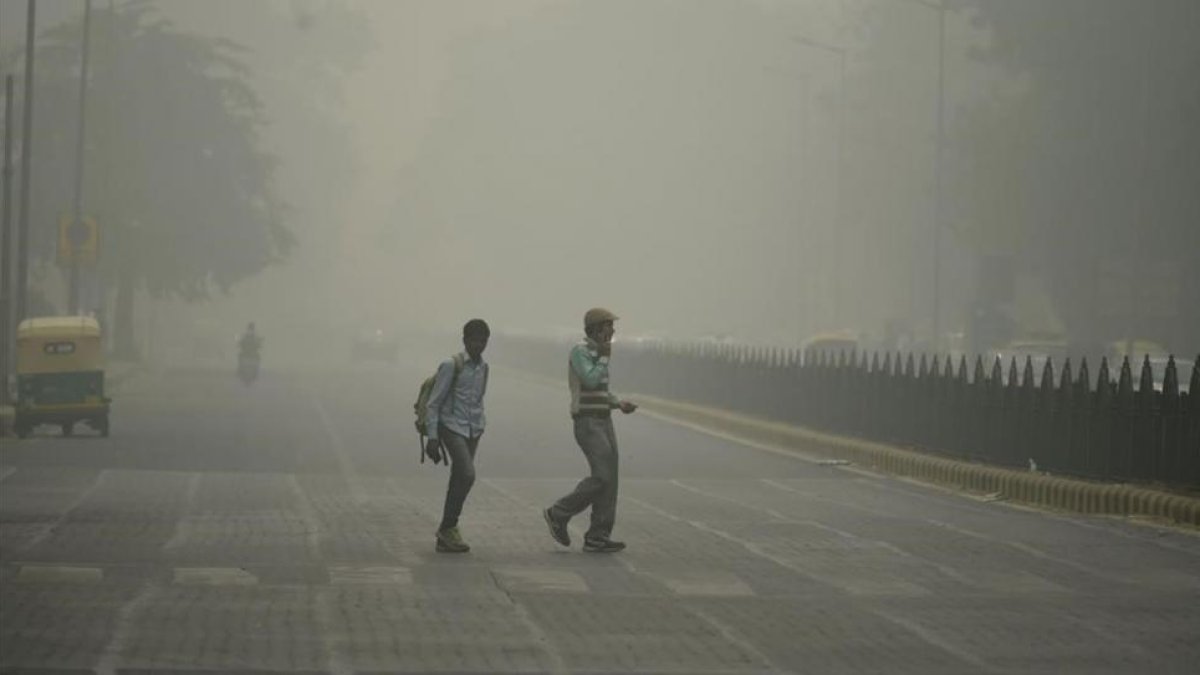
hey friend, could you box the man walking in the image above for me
[424,319,490,553]
[543,308,637,553]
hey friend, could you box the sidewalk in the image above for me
[0,360,143,438]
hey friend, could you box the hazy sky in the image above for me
[0,1,1015,350]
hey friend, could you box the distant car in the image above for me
[352,329,399,362]
[801,330,859,365]
[986,339,1069,386]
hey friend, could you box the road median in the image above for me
[630,392,1200,528]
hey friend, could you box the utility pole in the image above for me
[788,34,847,333]
[16,0,37,323]
[2,76,15,405]
[932,0,946,352]
[68,0,94,315]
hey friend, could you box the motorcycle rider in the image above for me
[238,322,263,358]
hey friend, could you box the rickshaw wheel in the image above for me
[62,423,74,437]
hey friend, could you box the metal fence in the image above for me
[497,337,1200,491]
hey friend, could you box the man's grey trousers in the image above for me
[550,415,619,542]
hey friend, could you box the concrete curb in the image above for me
[632,393,1200,528]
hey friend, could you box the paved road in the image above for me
[2,357,1199,674]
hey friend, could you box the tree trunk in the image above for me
[112,266,138,361]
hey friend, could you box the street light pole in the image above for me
[68,0,93,315]
[893,0,947,351]
[932,1,946,351]
[2,76,15,405]
[788,34,847,333]
[16,0,37,323]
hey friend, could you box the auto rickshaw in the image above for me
[13,316,110,438]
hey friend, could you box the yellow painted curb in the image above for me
[633,393,1200,527]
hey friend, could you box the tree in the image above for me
[949,0,1200,353]
[5,1,293,356]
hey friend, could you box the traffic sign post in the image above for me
[57,214,99,267]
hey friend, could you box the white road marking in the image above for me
[637,408,826,465]
[488,570,571,675]
[315,588,355,675]
[287,474,324,559]
[16,565,102,583]
[686,605,783,673]
[21,470,109,554]
[925,519,1122,583]
[95,582,161,675]
[328,565,413,586]
[161,473,202,550]
[172,567,257,586]
[873,608,998,673]
[492,566,589,594]
[310,390,367,503]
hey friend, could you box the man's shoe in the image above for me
[435,527,470,553]
[582,538,626,553]
[543,508,570,547]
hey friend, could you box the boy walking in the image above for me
[424,319,490,553]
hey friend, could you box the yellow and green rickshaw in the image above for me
[13,316,110,438]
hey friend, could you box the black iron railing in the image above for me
[496,336,1200,490]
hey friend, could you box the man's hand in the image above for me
[597,340,612,357]
[618,400,638,414]
[424,438,446,464]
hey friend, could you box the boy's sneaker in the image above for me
[435,527,470,553]
[582,538,626,553]
[543,508,570,547]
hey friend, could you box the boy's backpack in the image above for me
[415,354,488,463]
[415,354,464,460]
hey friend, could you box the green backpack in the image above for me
[414,354,464,462]
[412,355,487,458]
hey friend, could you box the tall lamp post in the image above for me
[68,0,94,315]
[896,0,948,350]
[16,0,37,324]
[788,34,847,334]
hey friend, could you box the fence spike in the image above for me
[1040,356,1055,392]
[991,356,1004,385]
[973,355,986,385]
[1104,357,1123,398]
[1059,357,1073,392]
[1022,355,1035,391]
[919,353,930,379]
[871,351,881,374]
[1095,358,1114,407]
[1190,355,1200,414]
[904,353,916,378]
[1138,354,1155,395]
[1162,355,1179,403]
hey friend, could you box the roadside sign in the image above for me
[57,215,99,266]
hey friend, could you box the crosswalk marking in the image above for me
[328,565,413,585]
[173,567,258,586]
[16,565,103,583]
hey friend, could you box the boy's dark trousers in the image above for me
[438,425,480,531]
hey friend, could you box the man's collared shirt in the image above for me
[426,352,488,441]
[568,338,620,416]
